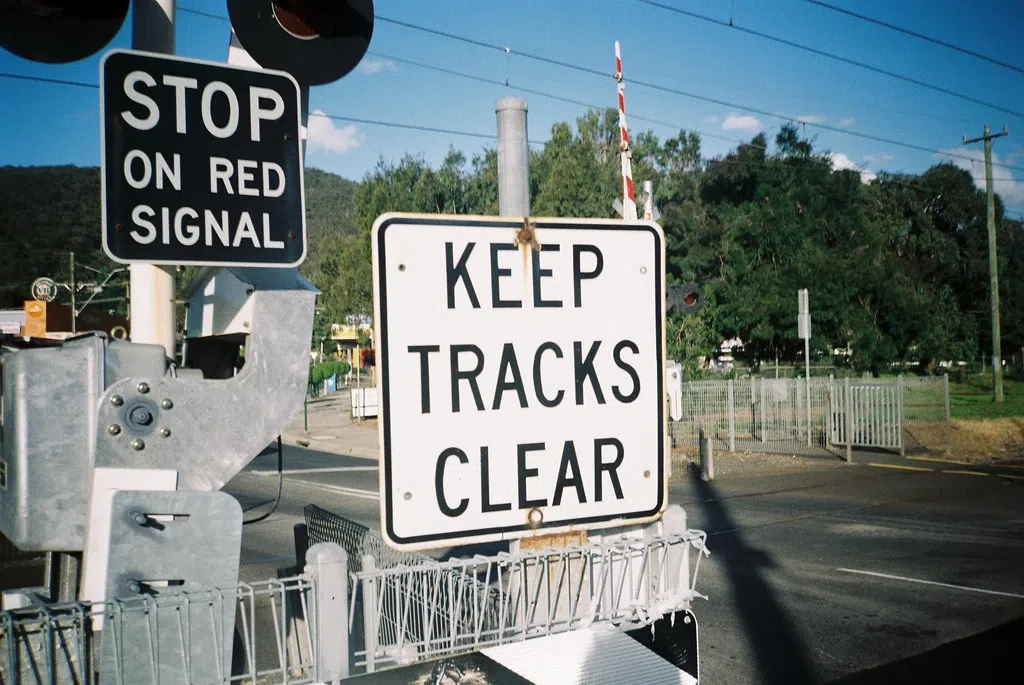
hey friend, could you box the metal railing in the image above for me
[1,534,709,683]
[304,505,709,675]
[1,576,317,685]
[352,532,708,673]
[670,375,949,457]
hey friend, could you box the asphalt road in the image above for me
[225,424,1024,684]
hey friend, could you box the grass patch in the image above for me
[950,375,1024,420]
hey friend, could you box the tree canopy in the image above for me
[2,111,1021,376]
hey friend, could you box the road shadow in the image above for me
[691,468,816,684]
[826,617,1024,684]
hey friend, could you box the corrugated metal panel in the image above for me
[483,624,697,685]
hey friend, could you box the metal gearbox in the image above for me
[0,274,315,551]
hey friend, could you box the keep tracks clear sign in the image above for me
[373,214,666,549]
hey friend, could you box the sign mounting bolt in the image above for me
[404,492,412,500]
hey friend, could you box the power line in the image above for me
[365,51,746,147]
[804,0,1024,76]
[176,4,1024,172]
[364,51,1023,187]
[309,111,508,142]
[1,63,1019,189]
[175,5,225,22]
[636,0,1023,120]
[372,13,1024,174]
[0,72,98,89]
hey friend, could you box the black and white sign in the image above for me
[373,214,666,549]
[101,50,306,267]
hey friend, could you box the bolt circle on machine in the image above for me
[159,427,171,438]
[137,382,150,394]
[108,424,122,436]
[122,397,160,435]
[129,406,153,426]
[161,399,173,410]
[131,439,145,451]
[110,395,124,407]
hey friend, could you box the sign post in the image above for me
[373,213,666,549]
[798,288,812,447]
[100,50,306,268]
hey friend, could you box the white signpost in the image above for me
[798,288,812,447]
[373,214,667,549]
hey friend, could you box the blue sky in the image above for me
[3,0,1023,215]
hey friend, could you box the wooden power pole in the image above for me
[963,124,1009,403]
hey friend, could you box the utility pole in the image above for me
[963,124,1009,403]
[130,0,177,359]
[68,252,76,334]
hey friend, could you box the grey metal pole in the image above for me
[642,179,654,219]
[805,335,812,446]
[130,0,177,358]
[496,96,530,216]
[897,375,905,458]
[845,377,853,463]
[943,373,952,456]
[69,251,76,334]
[727,379,736,452]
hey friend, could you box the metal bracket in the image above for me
[94,288,315,491]
[100,490,242,685]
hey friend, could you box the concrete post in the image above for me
[305,542,349,681]
[361,554,378,673]
[496,96,530,216]
[699,428,714,481]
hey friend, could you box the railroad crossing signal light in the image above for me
[0,1,129,64]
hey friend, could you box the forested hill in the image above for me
[3,114,1023,375]
[0,165,357,309]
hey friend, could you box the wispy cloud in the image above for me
[721,112,762,133]
[797,114,826,125]
[830,152,877,184]
[703,115,720,124]
[307,110,360,155]
[358,58,396,75]
[838,117,856,127]
[863,153,895,164]
[937,146,1024,210]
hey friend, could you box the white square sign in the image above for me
[373,214,666,549]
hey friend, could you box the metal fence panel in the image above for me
[0,577,317,685]
[672,375,948,458]
[671,377,834,456]
[350,533,709,673]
